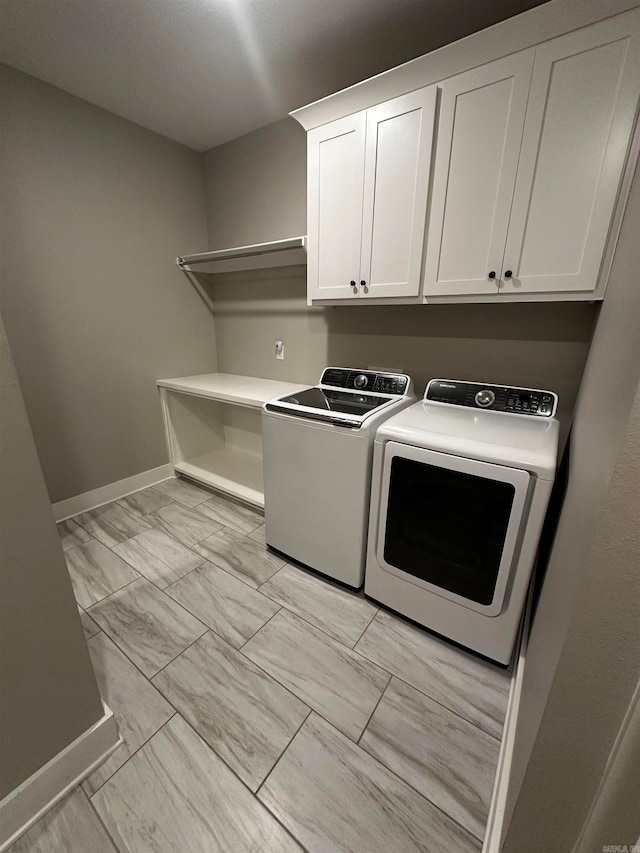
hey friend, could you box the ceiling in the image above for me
[0,0,546,152]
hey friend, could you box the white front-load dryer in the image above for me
[365,379,559,664]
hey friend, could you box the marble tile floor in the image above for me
[13,478,511,852]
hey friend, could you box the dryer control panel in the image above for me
[426,379,558,418]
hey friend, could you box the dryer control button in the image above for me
[475,389,495,408]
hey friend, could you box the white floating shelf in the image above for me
[177,236,307,275]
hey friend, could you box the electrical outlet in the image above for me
[275,340,284,360]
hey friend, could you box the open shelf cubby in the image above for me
[157,373,308,508]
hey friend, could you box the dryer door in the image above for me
[376,442,531,616]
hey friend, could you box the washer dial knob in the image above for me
[475,389,495,408]
[353,374,368,389]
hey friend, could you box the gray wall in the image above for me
[0,308,104,799]
[503,154,640,852]
[506,382,640,851]
[203,118,596,447]
[0,65,217,504]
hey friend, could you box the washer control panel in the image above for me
[321,367,409,396]
[426,379,558,417]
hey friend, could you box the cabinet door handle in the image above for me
[504,269,513,279]
[488,271,496,280]
[350,280,358,292]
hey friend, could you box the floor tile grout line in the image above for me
[170,566,279,648]
[172,712,311,852]
[162,551,278,603]
[236,598,505,744]
[263,706,488,848]
[85,627,177,699]
[86,597,208,687]
[82,571,144,613]
[352,614,508,741]
[86,705,179,804]
[72,502,154,547]
[186,548,284,593]
[255,707,313,799]
[114,486,175,518]
[350,645,507,744]
[146,623,210,679]
[356,670,393,746]
[236,623,391,748]
[237,606,284,652]
[186,492,264,533]
[206,616,336,716]
[139,516,225,550]
[350,604,381,649]
[354,715,492,845]
[148,624,325,799]
[86,785,127,851]
[86,712,178,800]
[150,606,388,754]
[249,589,382,653]
[76,493,270,594]
[111,542,209,590]
[399,670,505,742]
[81,519,222,615]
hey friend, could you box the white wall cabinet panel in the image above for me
[307,86,437,302]
[360,87,437,298]
[423,52,534,298]
[307,113,366,301]
[502,11,640,295]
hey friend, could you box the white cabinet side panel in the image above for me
[423,51,534,297]
[307,113,366,301]
[503,9,640,295]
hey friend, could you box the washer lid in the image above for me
[264,386,402,429]
[376,400,559,479]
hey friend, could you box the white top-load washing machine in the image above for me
[262,367,415,588]
[365,379,559,664]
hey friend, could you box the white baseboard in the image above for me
[0,703,121,851]
[52,464,172,522]
[484,588,532,852]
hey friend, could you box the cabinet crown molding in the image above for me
[290,0,640,131]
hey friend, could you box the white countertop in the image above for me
[157,373,309,408]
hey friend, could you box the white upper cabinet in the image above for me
[297,6,640,304]
[424,9,640,300]
[501,12,640,295]
[423,52,534,298]
[307,113,366,301]
[307,86,437,301]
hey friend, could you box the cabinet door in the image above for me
[359,86,437,298]
[423,52,534,297]
[307,113,366,301]
[501,10,640,295]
